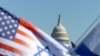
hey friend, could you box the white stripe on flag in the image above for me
[0,37,34,56]
[19,25,36,38]
[0,48,20,56]
[16,33,37,47]
[18,25,46,48]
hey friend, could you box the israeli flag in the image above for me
[74,22,100,56]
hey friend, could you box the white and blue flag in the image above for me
[74,22,100,56]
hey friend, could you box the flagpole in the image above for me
[75,15,100,45]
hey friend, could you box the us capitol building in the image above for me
[51,15,71,47]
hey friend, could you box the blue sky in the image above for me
[0,0,100,43]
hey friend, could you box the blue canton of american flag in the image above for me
[0,8,19,40]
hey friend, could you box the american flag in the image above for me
[0,7,52,56]
[0,7,70,56]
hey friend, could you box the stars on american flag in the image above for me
[0,9,19,40]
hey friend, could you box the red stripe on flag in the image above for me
[17,29,35,41]
[20,18,40,36]
[0,43,23,56]
[14,38,31,48]
[20,18,38,33]
[20,18,45,43]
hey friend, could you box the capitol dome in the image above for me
[51,15,70,46]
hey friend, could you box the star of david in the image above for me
[34,46,55,56]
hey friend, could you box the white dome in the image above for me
[51,18,68,38]
[53,23,67,33]
[51,15,70,46]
